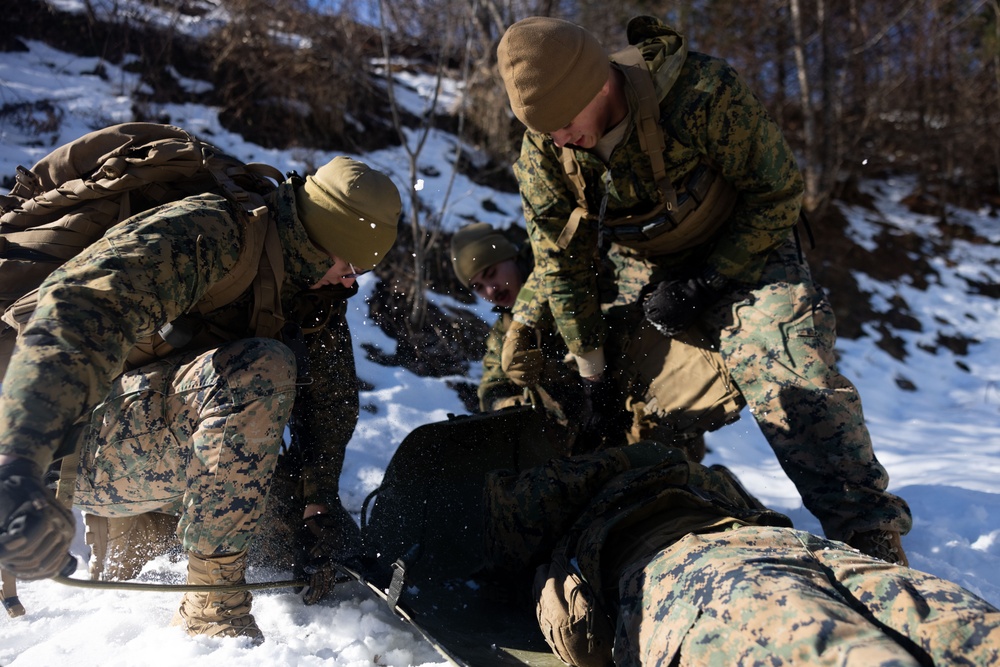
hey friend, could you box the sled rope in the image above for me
[52,574,308,593]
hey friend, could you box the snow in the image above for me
[2,25,1000,666]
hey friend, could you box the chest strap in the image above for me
[556,47,677,251]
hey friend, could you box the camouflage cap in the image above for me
[450,222,518,287]
[497,17,609,133]
[296,157,401,270]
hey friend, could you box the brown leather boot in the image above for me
[849,529,909,566]
[171,551,263,644]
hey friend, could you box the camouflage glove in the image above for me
[0,458,76,580]
[501,320,545,388]
[294,505,361,605]
[642,270,728,338]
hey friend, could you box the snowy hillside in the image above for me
[2,23,1000,667]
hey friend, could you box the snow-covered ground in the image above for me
[2,27,999,667]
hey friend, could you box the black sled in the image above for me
[349,405,571,667]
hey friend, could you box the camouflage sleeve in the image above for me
[289,290,360,509]
[509,268,550,328]
[477,315,523,412]
[483,449,632,574]
[513,132,605,357]
[0,194,244,469]
[668,55,804,282]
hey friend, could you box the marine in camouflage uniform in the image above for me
[496,16,911,561]
[449,223,575,416]
[452,223,741,459]
[484,442,1000,667]
[0,152,401,641]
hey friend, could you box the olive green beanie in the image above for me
[450,222,518,287]
[497,17,609,133]
[295,156,401,270]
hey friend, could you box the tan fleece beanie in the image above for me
[497,17,609,133]
[450,223,518,287]
[295,157,401,270]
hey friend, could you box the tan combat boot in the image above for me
[171,551,263,644]
[849,529,909,567]
[85,512,180,581]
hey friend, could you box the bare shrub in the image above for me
[206,0,394,151]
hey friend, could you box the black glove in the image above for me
[294,505,362,605]
[642,271,727,337]
[579,377,629,451]
[0,458,77,580]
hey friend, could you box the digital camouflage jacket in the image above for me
[512,17,804,356]
[483,442,792,607]
[0,180,357,509]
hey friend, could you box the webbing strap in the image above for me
[246,162,285,183]
[386,559,407,611]
[554,47,678,250]
[1,567,24,617]
[194,206,267,316]
[55,450,80,509]
[556,143,590,249]
[611,46,678,212]
[249,213,285,338]
[556,207,588,250]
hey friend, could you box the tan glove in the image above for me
[501,320,545,388]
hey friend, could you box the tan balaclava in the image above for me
[497,17,609,133]
[450,222,518,287]
[296,156,402,270]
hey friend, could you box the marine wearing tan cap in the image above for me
[450,222,519,287]
[296,156,402,270]
[496,17,609,133]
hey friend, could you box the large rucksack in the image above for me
[0,122,288,377]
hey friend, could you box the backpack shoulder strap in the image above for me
[554,47,680,250]
[555,148,590,250]
[610,46,678,212]
[190,150,285,338]
[190,203,284,339]
[249,214,285,338]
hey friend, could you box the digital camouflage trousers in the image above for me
[73,337,297,556]
[615,526,1000,667]
[695,238,912,541]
